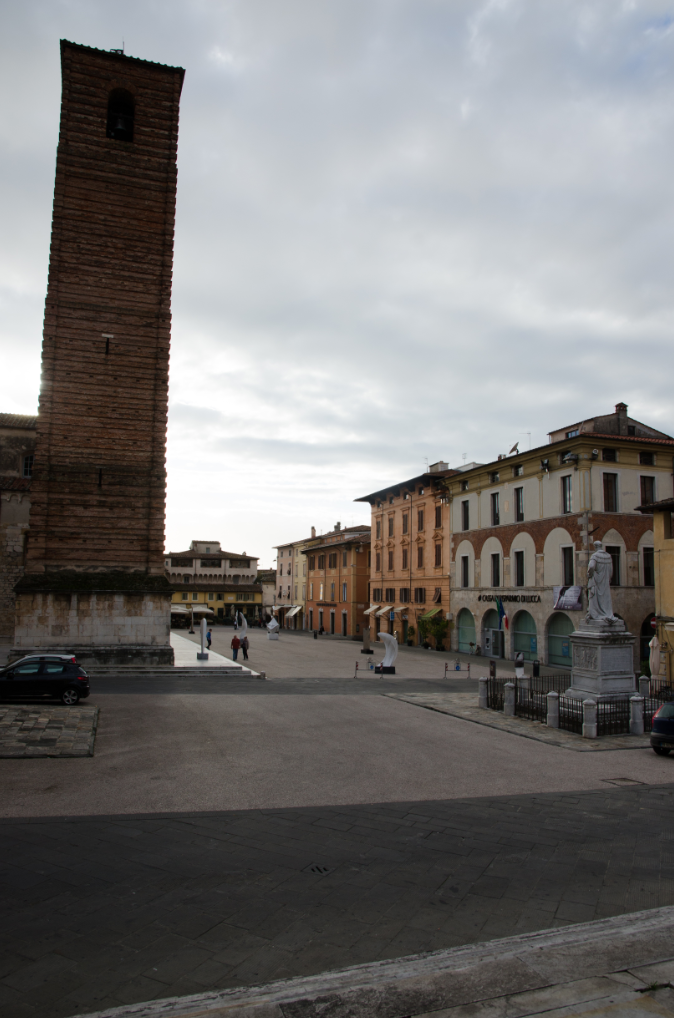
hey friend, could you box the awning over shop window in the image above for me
[375,605,394,616]
[191,605,214,615]
[286,605,302,617]
[363,604,380,615]
[392,606,407,614]
[170,605,189,613]
[419,607,442,620]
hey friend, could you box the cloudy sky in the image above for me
[2,1,673,567]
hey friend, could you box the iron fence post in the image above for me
[630,695,644,736]
[546,691,559,728]
[582,699,597,739]
[478,677,488,709]
[504,682,515,717]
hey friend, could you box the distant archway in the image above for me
[547,612,574,668]
[512,610,537,662]
[457,608,476,653]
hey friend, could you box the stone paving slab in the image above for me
[386,693,653,752]
[2,785,674,1018]
[0,705,99,757]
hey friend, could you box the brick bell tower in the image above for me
[13,41,184,665]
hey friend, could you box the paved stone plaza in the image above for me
[2,786,674,1018]
[2,630,674,1018]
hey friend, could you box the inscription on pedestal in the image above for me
[601,646,633,673]
[573,645,597,670]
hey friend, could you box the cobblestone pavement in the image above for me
[2,784,674,1018]
[0,706,98,758]
[387,693,652,752]
[180,627,563,681]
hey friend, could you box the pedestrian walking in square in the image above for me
[241,635,249,660]
[206,629,212,650]
[231,634,241,661]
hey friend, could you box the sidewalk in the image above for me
[70,905,674,1018]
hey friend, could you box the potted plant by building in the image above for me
[418,618,431,649]
[429,617,450,651]
[406,625,415,647]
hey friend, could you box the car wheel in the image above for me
[652,746,671,756]
[61,687,80,706]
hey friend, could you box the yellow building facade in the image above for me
[638,497,674,681]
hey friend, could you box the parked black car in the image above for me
[0,655,90,705]
[650,702,674,755]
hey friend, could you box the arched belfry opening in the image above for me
[106,88,135,141]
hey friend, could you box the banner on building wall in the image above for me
[553,585,583,611]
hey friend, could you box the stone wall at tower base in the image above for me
[11,572,174,666]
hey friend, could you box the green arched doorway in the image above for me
[512,610,538,661]
[457,608,476,653]
[548,612,574,668]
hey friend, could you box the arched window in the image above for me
[106,88,135,141]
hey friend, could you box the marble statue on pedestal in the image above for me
[565,542,636,700]
[586,541,617,622]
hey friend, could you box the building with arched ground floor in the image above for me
[451,588,656,670]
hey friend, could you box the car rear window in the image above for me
[656,704,674,718]
[43,663,67,674]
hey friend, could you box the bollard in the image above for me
[504,682,515,717]
[444,662,449,679]
[467,662,470,678]
[313,630,318,640]
[478,676,488,709]
[546,690,559,728]
[638,675,650,698]
[354,661,359,680]
[582,699,597,739]
[630,695,644,736]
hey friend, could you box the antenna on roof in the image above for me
[424,457,429,472]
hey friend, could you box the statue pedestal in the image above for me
[565,618,636,700]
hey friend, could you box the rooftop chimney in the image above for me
[311,526,316,538]
[615,402,628,435]
[335,521,341,531]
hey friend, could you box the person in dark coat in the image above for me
[231,634,241,661]
[241,635,249,660]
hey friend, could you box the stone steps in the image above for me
[85,666,264,680]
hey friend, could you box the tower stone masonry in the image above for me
[12,41,185,665]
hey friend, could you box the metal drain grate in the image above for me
[304,864,335,875]
[601,778,646,786]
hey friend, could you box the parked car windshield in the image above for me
[656,704,674,718]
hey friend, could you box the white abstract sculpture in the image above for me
[197,616,208,660]
[267,616,280,641]
[650,635,661,678]
[378,632,398,672]
[237,611,248,640]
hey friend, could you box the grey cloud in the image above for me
[2,0,674,565]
